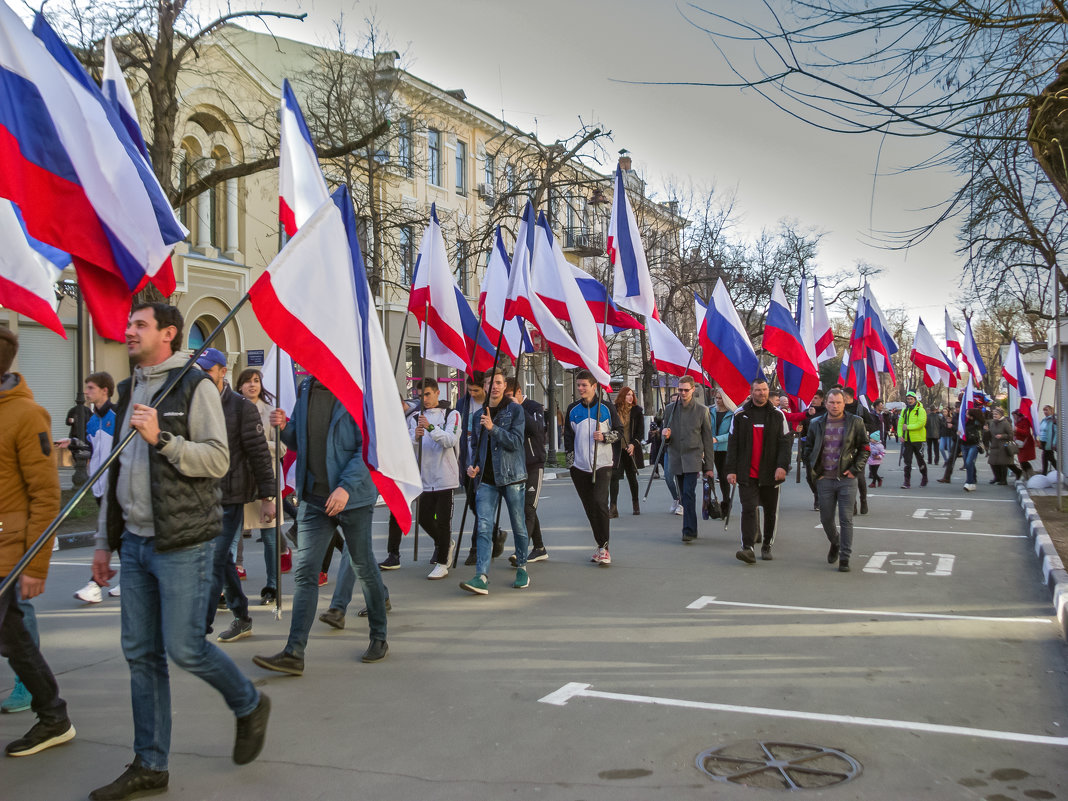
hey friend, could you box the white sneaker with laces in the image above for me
[963,483,976,492]
[427,563,449,580]
[674,504,684,516]
[668,501,679,514]
[108,584,121,597]
[74,580,102,604]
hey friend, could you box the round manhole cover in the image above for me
[696,740,861,790]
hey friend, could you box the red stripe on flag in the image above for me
[279,199,298,239]
[0,272,66,337]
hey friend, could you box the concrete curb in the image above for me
[1015,483,1068,639]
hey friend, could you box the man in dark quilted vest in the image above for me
[88,303,270,801]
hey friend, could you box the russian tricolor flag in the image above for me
[648,315,708,386]
[764,279,818,405]
[570,266,643,332]
[0,7,185,339]
[699,278,761,405]
[957,375,976,441]
[101,35,149,162]
[249,186,421,531]
[0,198,68,336]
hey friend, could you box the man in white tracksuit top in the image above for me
[409,378,461,580]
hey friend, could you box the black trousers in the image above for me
[941,439,960,481]
[713,451,731,504]
[737,483,780,550]
[571,466,612,548]
[416,489,454,562]
[610,453,639,509]
[902,441,927,482]
[927,437,941,464]
[0,576,67,726]
[525,466,544,550]
[1043,448,1058,474]
[385,513,404,556]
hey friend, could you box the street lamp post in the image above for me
[58,281,88,488]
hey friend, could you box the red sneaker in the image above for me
[318,572,328,587]
[280,548,292,574]
[236,565,247,580]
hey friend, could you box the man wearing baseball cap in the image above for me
[195,348,277,644]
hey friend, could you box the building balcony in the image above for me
[563,227,604,256]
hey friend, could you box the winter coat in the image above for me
[986,417,1016,466]
[724,400,792,486]
[565,397,622,473]
[219,384,276,506]
[409,404,461,491]
[471,398,528,486]
[1013,416,1037,463]
[1039,415,1058,449]
[662,398,715,475]
[803,413,870,481]
[711,407,733,453]
[0,374,60,579]
[898,403,927,443]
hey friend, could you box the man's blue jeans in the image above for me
[474,481,528,577]
[207,504,250,632]
[120,531,259,772]
[674,472,698,537]
[963,444,979,485]
[328,545,391,614]
[663,451,679,501]
[816,477,858,560]
[287,501,386,657]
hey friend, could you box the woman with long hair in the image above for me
[236,368,288,604]
[610,385,645,516]
[710,388,736,516]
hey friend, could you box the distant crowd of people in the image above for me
[1,303,1056,800]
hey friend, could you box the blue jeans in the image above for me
[329,545,390,614]
[474,481,528,577]
[258,527,278,591]
[207,505,250,631]
[287,502,386,657]
[120,531,259,772]
[939,436,953,462]
[963,444,979,485]
[816,477,858,560]
[663,452,679,501]
[675,472,698,537]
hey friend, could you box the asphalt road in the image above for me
[4,446,1067,800]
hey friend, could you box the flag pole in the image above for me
[0,295,252,602]
[643,334,703,500]
[592,266,613,485]
[412,296,430,562]
[273,345,283,620]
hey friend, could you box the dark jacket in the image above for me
[457,392,483,486]
[804,412,870,481]
[724,400,792,486]
[281,378,377,510]
[106,367,222,553]
[614,404,646,467]
[471,398,528,486]
[219,384,276,506]
[520,398,547,468]
[844,399,878,434]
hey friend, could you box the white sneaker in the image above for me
[963,483,976,492]
[668,501,679,514]
[427,563,449,580]
[52,538,59,552]
[674,504,684,516]
[74,580,102,604]
[108,584,121,597]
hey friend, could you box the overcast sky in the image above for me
[218,0,965,327]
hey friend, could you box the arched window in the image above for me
[188,319,209,351]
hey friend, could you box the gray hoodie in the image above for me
[95,352,228,548]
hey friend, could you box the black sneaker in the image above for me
[357,598,392,617]
[528,546,548,562]
[259,587,276,606]
[5,719,75,757]
[233,693,270,765]
[735,548,756,565]
[378,553,401,570]
[217,617,253,643]
[492,528,507,558]
[88,757,168,800]
[682,533,697,544]
[827,542,840,564]
[319,608,346,629]
[361,639,389,663]
[760,547,773,561]
[838,559,851,573]
[252,651,304,677]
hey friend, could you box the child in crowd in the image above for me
[868,431,885,487]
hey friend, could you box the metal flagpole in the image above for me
[592,270,613,485]
[412,296,430,561]
[273,346,283,619]
[0,297,252,602]
[1055,263,1063,509]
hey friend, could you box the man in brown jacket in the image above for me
[0,327,75,757]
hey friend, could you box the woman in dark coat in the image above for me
[986,407,1020,484]
[610,386,645,516]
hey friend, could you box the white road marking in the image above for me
[538,682,1068,747]
[813,524,1023,539]
[864,551,955,576]
[685,596,1050,624]
[867,494,1013,503]
[913,508,973,521]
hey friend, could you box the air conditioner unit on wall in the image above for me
[477,183,494,199]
